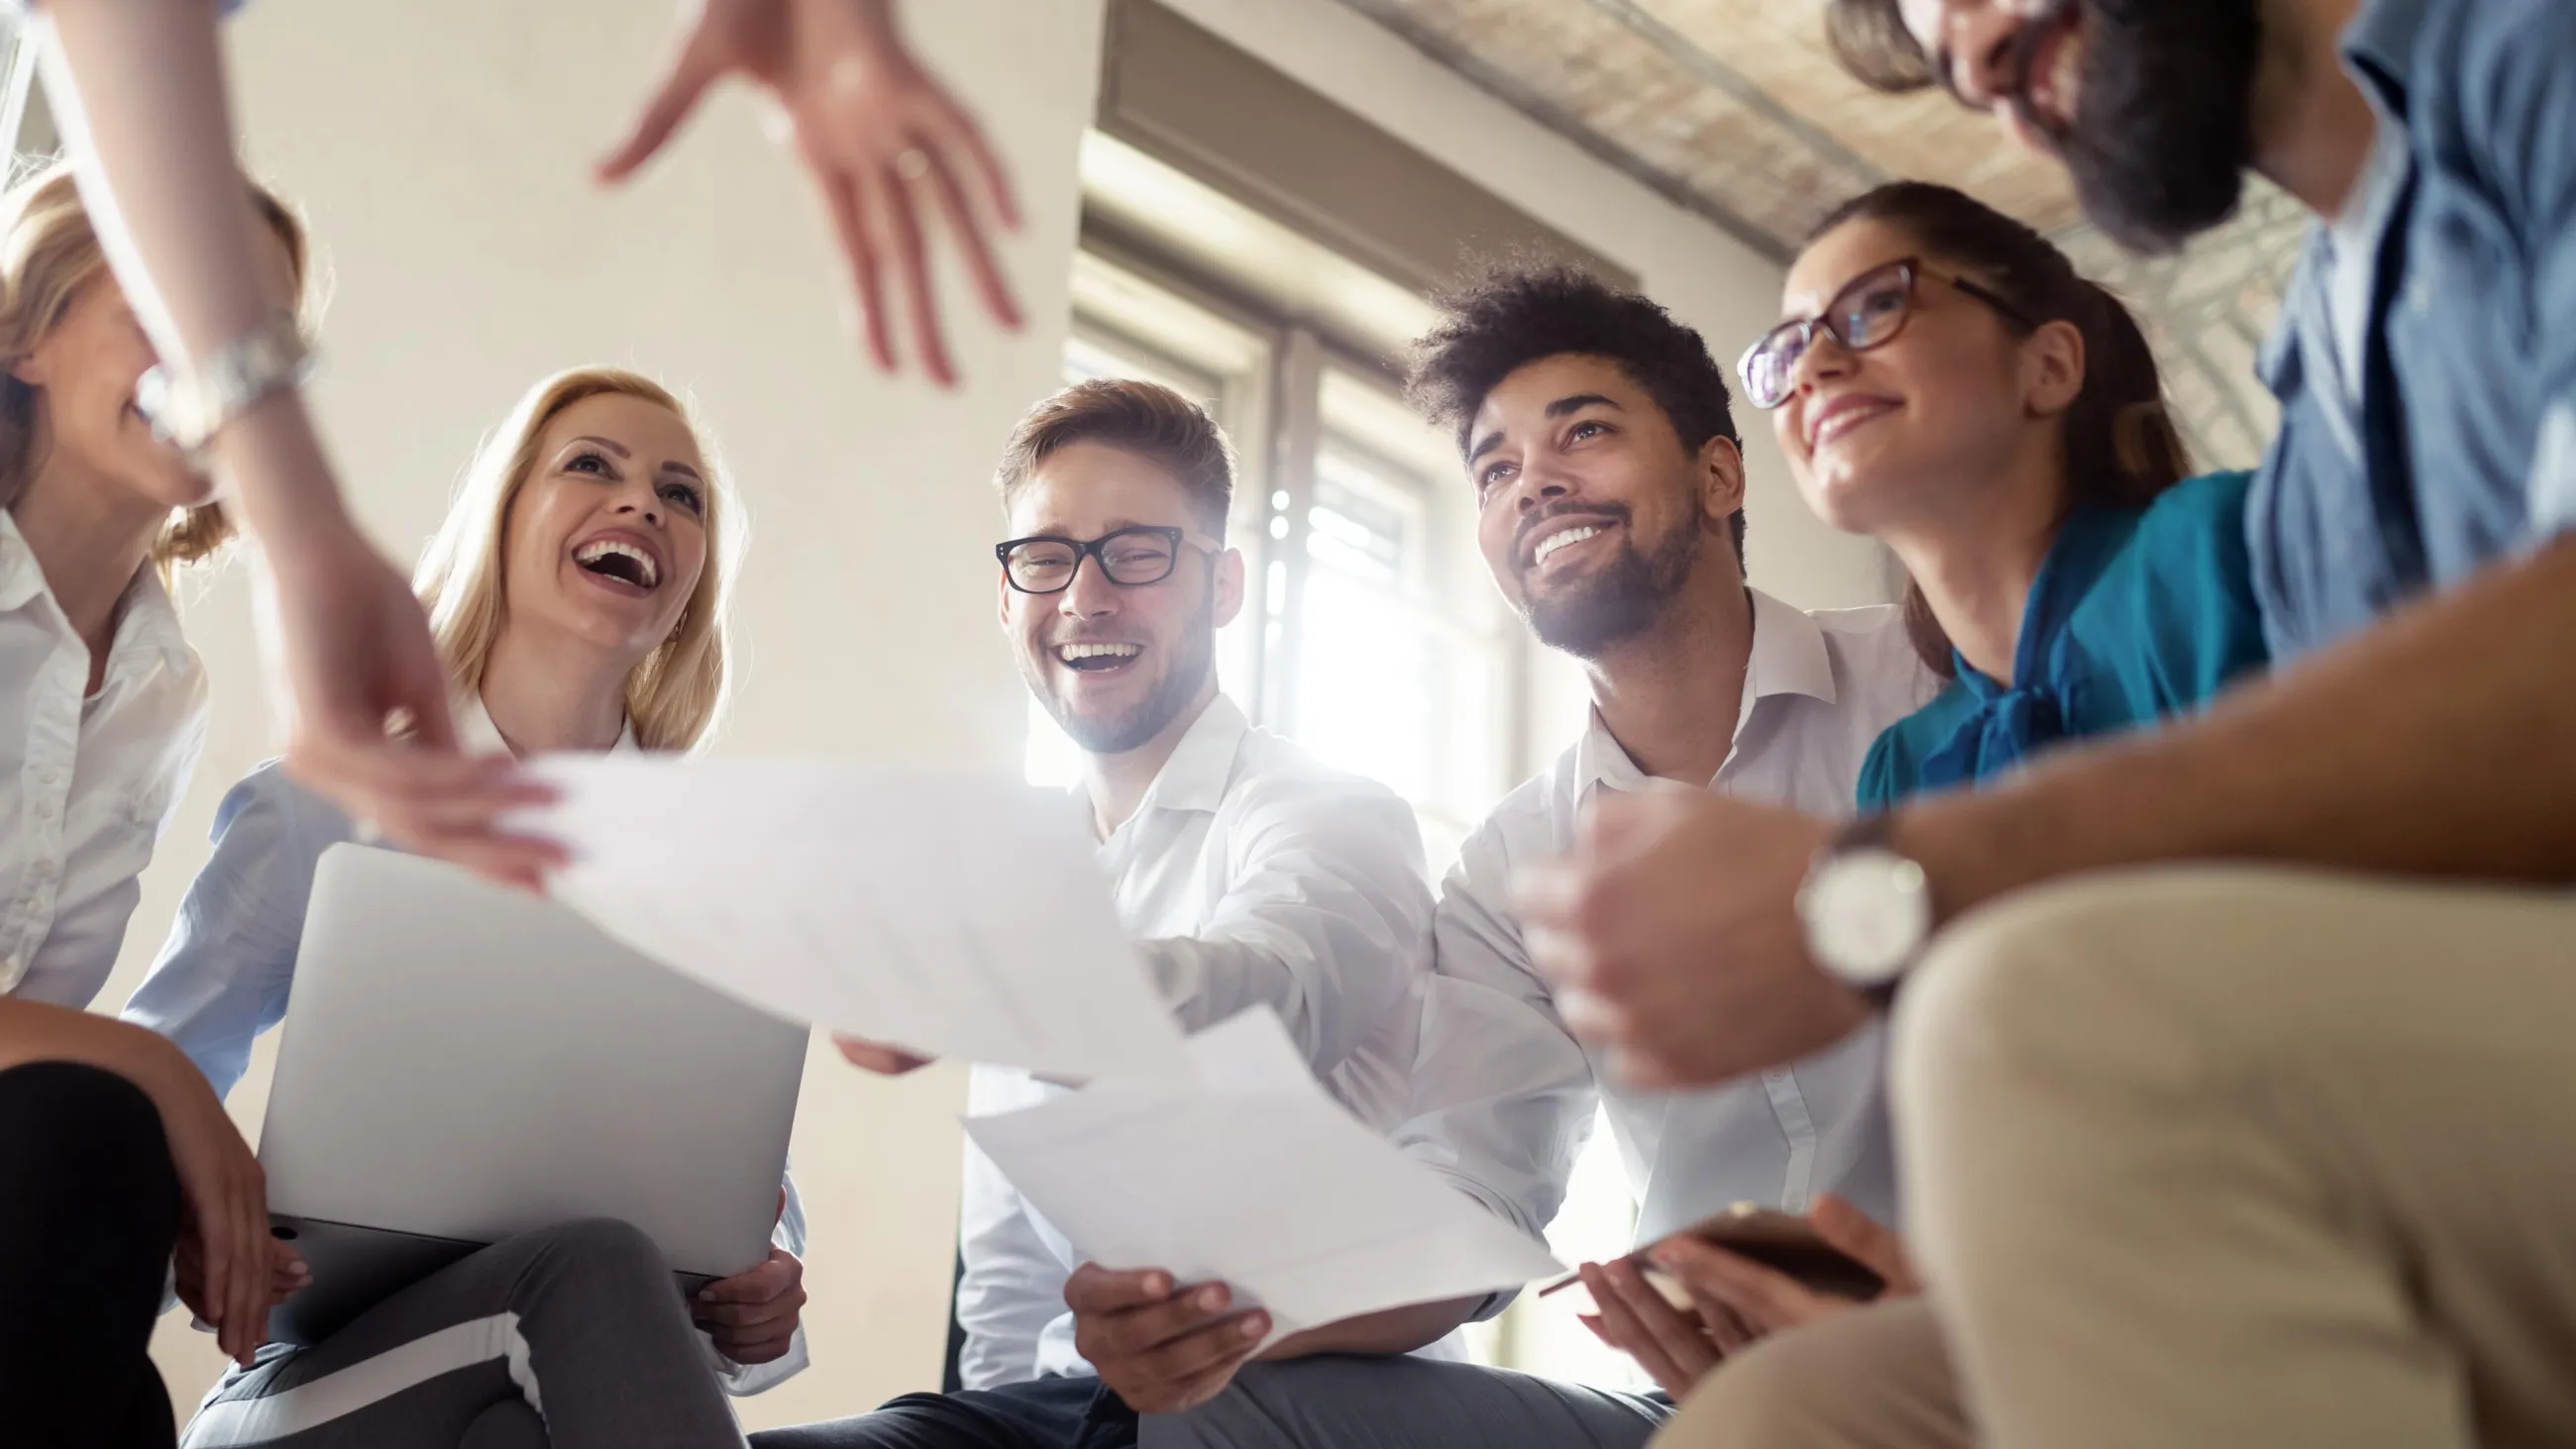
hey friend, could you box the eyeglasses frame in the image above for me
[994,524,1219,595]
[1737,257,2040,410]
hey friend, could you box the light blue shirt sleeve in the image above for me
[123,761,345,1097]
[2468,0,2576,542]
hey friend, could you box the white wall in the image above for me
[121,0,1105,1429]
[1156,0,1896,757]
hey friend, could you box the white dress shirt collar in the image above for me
[450,690,640,758]
[0,511,193,680]
[1572,586,1842,794]
[1120,692,1249,822]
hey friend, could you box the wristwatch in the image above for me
[1796,812,1932,995]
[136,309,314,471]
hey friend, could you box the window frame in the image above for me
[1068,225,1532,783]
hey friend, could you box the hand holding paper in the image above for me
[1064,1264,1270,1414]
[519,756,1192,1085]
[966,1009,1562,1343]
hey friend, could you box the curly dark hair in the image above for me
[1405,262,1746,565]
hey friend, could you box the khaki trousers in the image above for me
[1656,867,2576,1449]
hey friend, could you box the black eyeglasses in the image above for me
[995,525,1211,594]
[1737,258,2036,411]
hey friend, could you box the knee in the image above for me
[1668,1303,1966,1449]
[1160,1359,1351,1448]
[1892,871,2217,1128]
[1158,1362,1289,1448]
[1666,1328,1865,1449]
[458,1398,550,1449]
[518,1216,670,1280]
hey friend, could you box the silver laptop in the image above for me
[258,844,807,1345]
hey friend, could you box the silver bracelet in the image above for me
[136,309,314,466]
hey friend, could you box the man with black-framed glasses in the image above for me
[754,377,1435,1449]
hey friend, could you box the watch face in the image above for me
[1803,849,1930,985]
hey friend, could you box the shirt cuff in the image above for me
[706,1322,808,1396]
[2532,399,2576,542]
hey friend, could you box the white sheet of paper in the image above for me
[519,756,1192,1085]
[965,1009,1563,1339]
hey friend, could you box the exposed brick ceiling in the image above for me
[1328,0,2308,470]
[1329,0,2083,259]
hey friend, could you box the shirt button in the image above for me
[33,860,54,880]
[34,801,53,819]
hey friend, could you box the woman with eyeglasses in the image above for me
[1747,179,2270,809]
[1570,181,2271,1413]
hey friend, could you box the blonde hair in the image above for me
[0,158,313,572]
[413,366,741,754]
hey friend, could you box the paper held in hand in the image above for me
[967,1008,1566,1341]
[517,755,1193,1085]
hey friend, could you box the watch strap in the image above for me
[136,310,313,467]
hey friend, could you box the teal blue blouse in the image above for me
[1858,470,2270,810]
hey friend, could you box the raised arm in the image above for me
[28,0,555,882]
[599,0,1021,386]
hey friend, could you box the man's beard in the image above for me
[2033,0,2263,255]
[1523,509,1702,661]
[1029,594,1218,756]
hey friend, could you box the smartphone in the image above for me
[1538,1200,1885,1302]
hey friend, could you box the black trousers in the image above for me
[751,1376,1139,1449]
[0,1060,183,1449]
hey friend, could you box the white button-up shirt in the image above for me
[956,693,1434,1389]
[1393,590,1935,1286]
[0,513,207,1009]
[123,695,807,1395]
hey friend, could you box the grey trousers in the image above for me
[179,1218,745,1449]
[1146,1355,1671,1449]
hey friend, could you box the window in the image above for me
[1,18,44,162]
[1288,368,1509,868]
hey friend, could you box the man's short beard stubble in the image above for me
[1029,588,1219,757]
[2041,0,2264,255]
[1524,506,1706,661]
